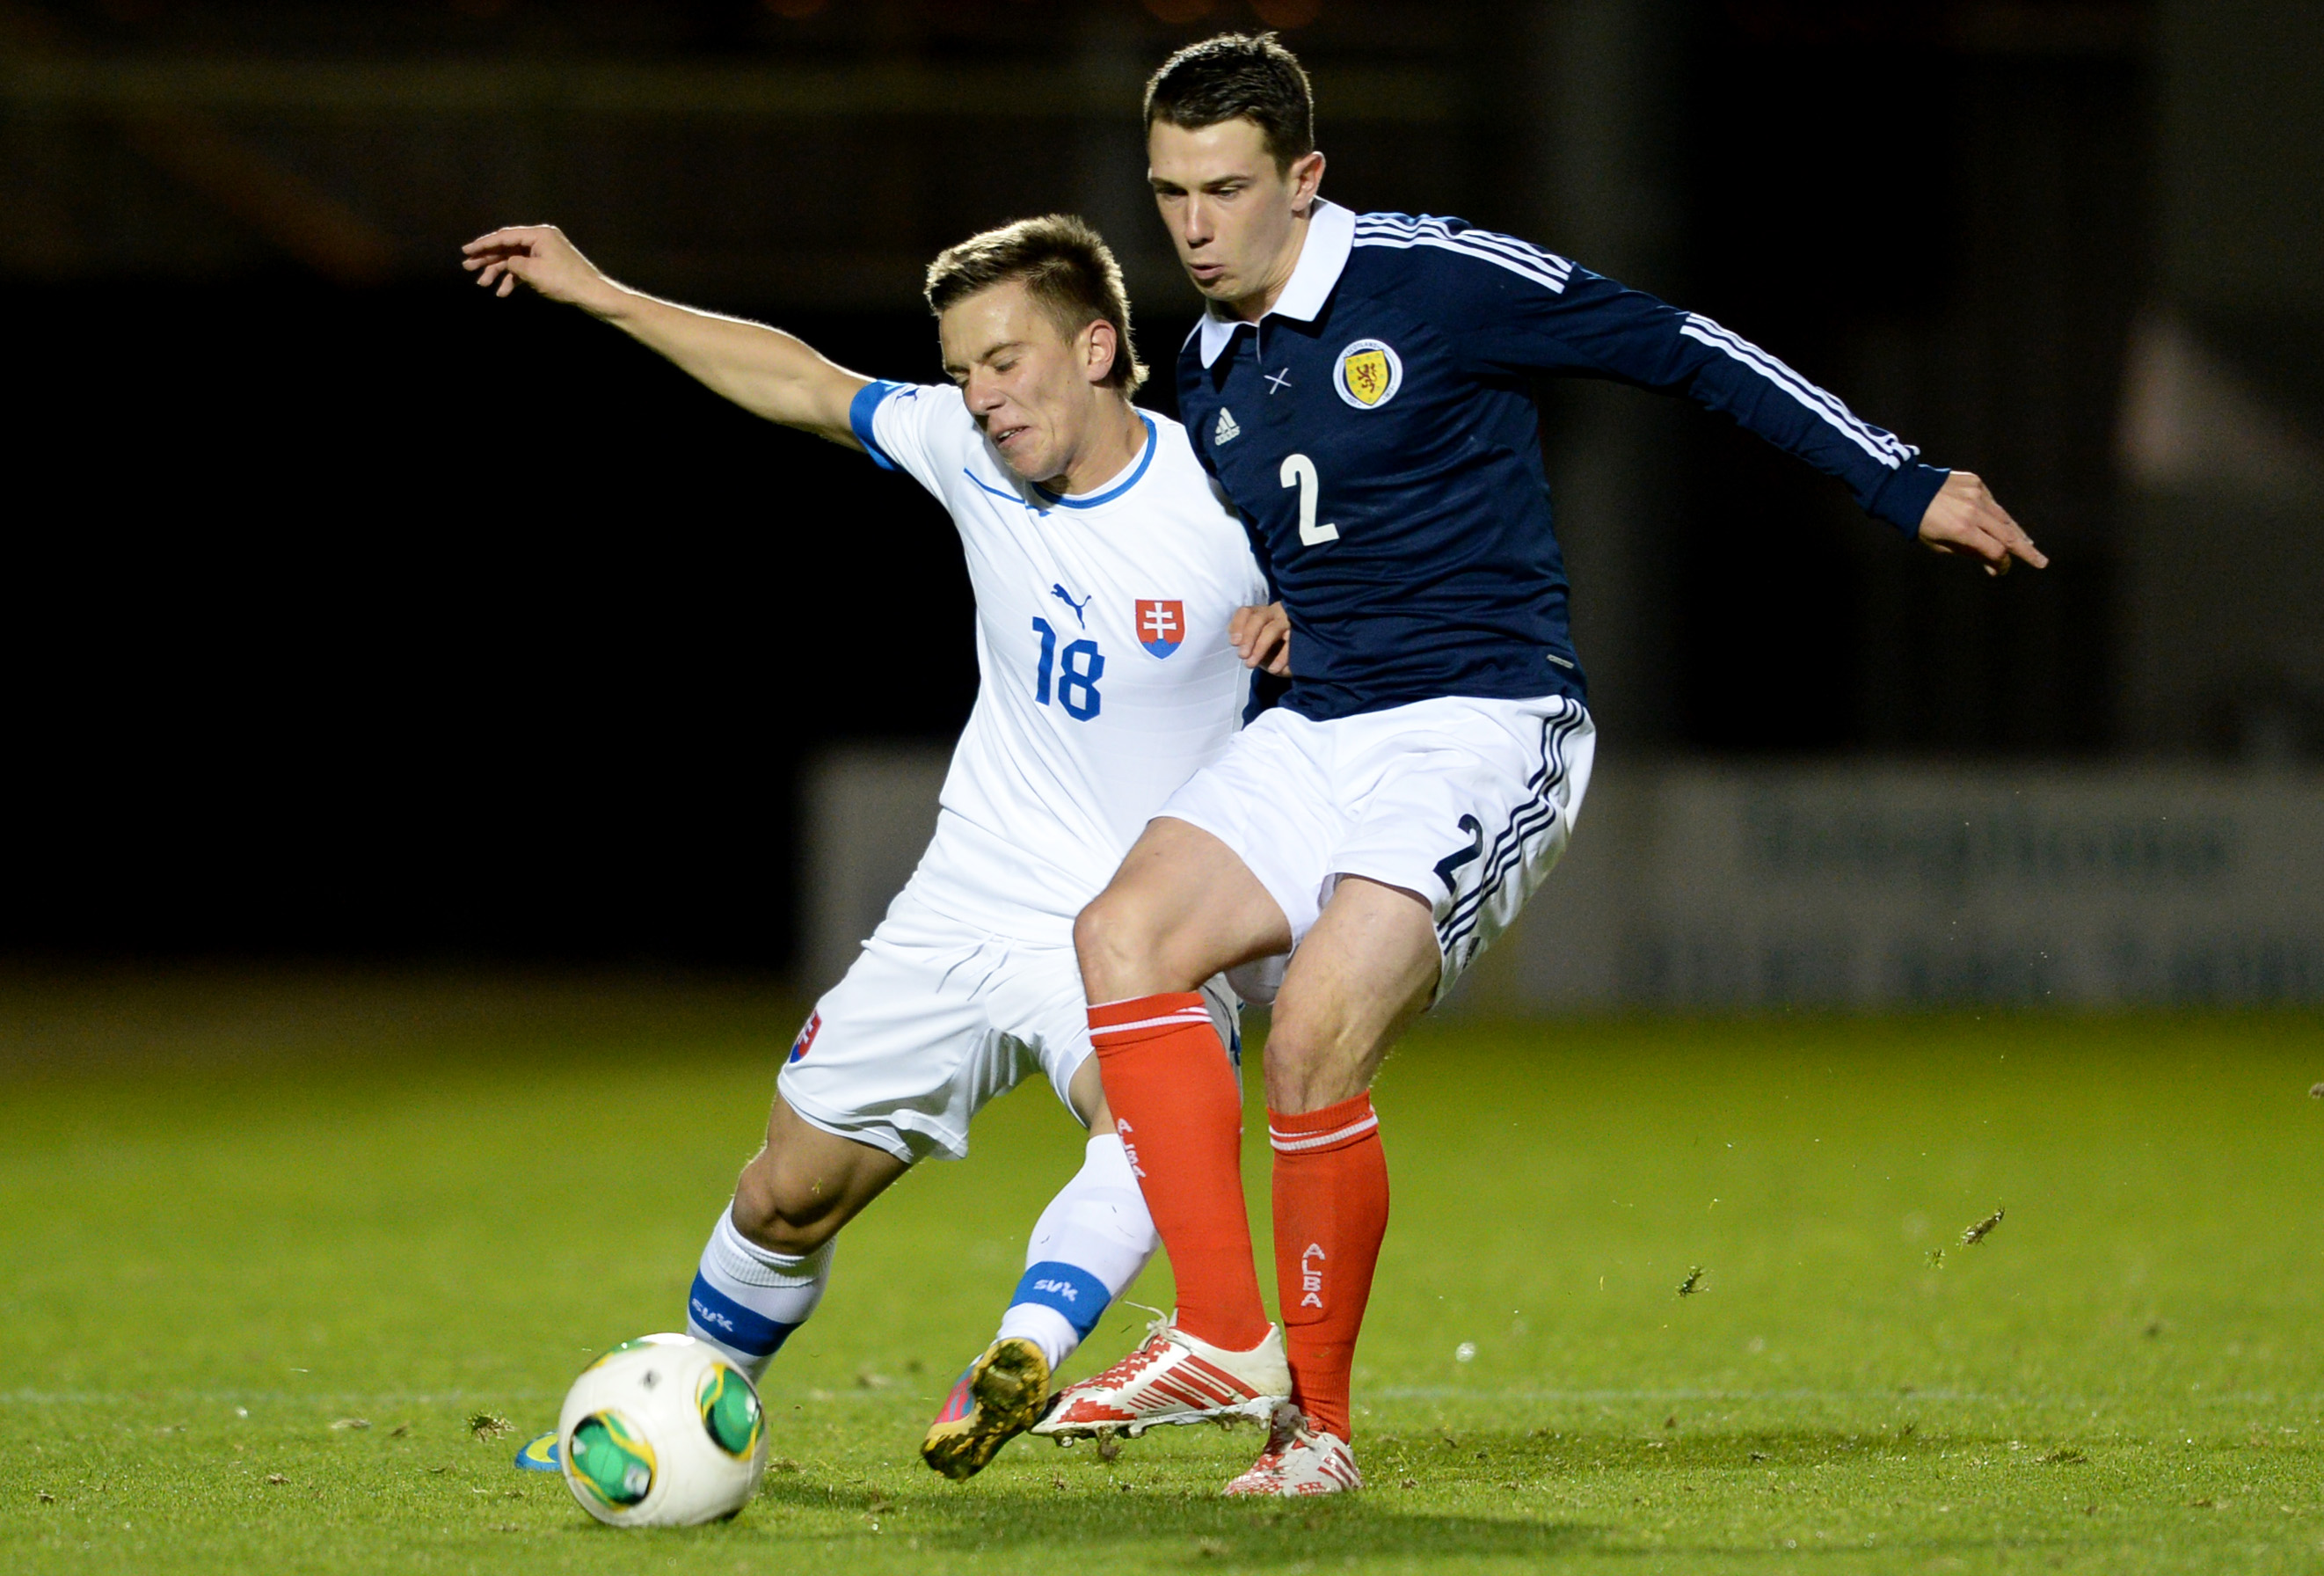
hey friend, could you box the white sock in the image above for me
[685,1207,834,1382]
[993,1133,1157,1370]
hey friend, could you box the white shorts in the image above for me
[1160,692,1595,1003]
[778,884,1239,1164]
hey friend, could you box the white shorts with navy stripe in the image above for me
[778,884,1240,1164]
[1159,692,1594,1003]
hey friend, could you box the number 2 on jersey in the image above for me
[1031,617,1104,721]
[1281,453,1339,547]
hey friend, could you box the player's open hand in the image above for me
[460,224,615,310]
[1231,602,1292,675]
[1917,471,2045,577]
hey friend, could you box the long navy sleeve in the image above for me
[1434,247,1947,535]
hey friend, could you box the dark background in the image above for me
[4,0,2316,971]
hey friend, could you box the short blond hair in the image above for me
[924,215,1147,396]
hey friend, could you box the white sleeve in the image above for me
[847,379,971,499]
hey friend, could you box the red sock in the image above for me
[1268,1093,1388,1442]
[1089,994,1271,1352]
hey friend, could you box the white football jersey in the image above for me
[851,380,1269,942]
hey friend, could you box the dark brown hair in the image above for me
[923,215,1146,395]
[1143,31,1315,174]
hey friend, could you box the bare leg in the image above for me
[685,1096,907,1375]
[1066,1054,1112,1133]
[1263,876,1439,1113]
[729,1096,910,1255]
[1075,816,1293,1000]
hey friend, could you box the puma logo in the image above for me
[1051,584,1091,628]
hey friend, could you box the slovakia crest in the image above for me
[1135,599,1186,659]
[787,1011,821,1063]
[1333,338,1403,409]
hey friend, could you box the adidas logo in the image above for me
[1213,406,1242,445]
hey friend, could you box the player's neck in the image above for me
[1045,395,1147,497]
[1225,206,1315,323]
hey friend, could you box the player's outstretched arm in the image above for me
[1915,471,2045,577]
[1453,240,2046,571]
[460,225,868,447]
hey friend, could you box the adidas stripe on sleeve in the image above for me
[1389,216,1949,535]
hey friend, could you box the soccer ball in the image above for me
[557,1333,767,1527]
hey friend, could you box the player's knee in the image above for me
[1257,1014,1320,1079]
[729,1156,841,1257]
[1076,886,1216,998]
[1258,1011,1370,1113]
[1074,890,1155,995]
[1071,891,1120,962]
[1264,1057,1367,1116]
[729,1195,838,1258]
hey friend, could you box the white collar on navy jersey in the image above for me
[1193,198,1356,368]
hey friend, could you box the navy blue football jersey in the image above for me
[1177,201,1950,722]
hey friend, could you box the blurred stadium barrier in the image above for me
[806,748,2324,1011]
[1488,764,2324,1010]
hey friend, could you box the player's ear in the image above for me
[1287,150,1326,214]
[1082,318,1118,387]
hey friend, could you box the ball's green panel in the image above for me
[568,1411,655,1507]
[696,1362,762,1457]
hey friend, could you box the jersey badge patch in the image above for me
[1213,406,1242,445]
[1135,599,1185,659]
[1334,339,1404,410]
[787,1011,821,1064]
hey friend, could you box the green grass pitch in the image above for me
[3,974,2320,1573]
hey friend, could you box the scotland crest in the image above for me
[1135,599,1185,659]
[1333,338,1403,409]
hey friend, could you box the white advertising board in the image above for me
[1489,765,2324,1007]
